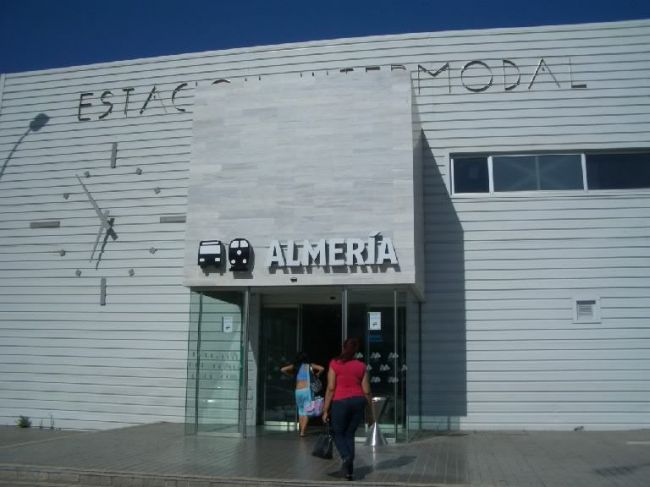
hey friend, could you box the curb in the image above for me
[0,464,458,487]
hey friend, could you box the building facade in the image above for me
[1,19,649,434]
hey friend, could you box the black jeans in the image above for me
[330,396,366,462]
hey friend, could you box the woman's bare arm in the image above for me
[322,367,336,422]
[311,363,325,376]
[361,371,374,424]
[280,364,294,376]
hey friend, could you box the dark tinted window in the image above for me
[493,155,583,192]
[538,155,583,190]
[586,152,650,189]
[493,156,537,191]
[453,157,488,193]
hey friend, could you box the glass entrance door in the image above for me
[347,289,408,442]
[185,290,248,435]
[187,287,417,440]
[302,304,343,376]
[258,303,342,428]
[259,307,299,424]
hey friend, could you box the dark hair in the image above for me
[337,337,360,363]
[293,352,309,377]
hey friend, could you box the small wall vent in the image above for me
[573,297,601,323]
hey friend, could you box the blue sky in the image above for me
[1,0,649,74]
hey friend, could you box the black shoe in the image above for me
[326,462,347,480]
[342,458,353,480]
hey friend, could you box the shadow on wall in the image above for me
[418,134,467,430]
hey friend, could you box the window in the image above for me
[493,155,538,191]
[452,150,650,194]
[493,154,583,191]
[452,156,488,193]
[586,152,650,189]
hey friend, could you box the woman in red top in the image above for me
[322,337,373,481]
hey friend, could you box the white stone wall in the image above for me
[184,71,419,290]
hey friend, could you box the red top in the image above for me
[330,358,366,401]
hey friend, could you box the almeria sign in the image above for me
[266,234,398,268]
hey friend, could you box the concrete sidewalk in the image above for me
[0,423,649,486]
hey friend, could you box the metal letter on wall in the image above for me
[569,57,587,89]
[171,83,189,112]
[139,86,168,115]
[78,93,93,121]
[417,63,451,94]
[99,90,114,119]
[461,60,494,93]
[502,59,521,91]
[122,87,135,117]
[528,58,561,90]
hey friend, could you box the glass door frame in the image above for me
[257,289,343,430]
[188,285,418,441]
[185,287,251,437]
[345,286,410,442]
[258,304,301,429]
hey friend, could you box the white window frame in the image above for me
[580,153,589,191]
[487,156,495,193]
[452,152,587,196]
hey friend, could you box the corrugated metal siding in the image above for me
[0,19,649,430]
[417,20,650,430]
[0,51,194,429]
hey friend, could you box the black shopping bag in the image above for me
[311,425,334,459]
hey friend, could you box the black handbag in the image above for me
[311,425,334,459]
[310,367,323,394]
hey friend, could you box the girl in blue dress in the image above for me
[281,352,325,436]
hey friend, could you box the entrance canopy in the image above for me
[184,71,424,295]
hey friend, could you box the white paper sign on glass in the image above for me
[368,311,382,331]
[222,316,234,333]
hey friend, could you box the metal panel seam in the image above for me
[0,74,5,118]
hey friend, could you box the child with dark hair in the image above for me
[281,352,324,436]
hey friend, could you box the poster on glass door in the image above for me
[368,311,382,331]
